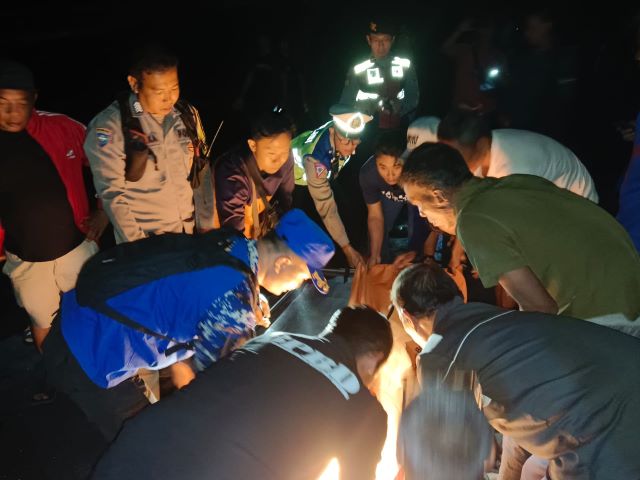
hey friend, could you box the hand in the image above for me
[392,251,417,270]
[367,255,381,268]
[82,209,110,242]
[448,238,467,272]
[448,254,467,273]
[342,244,364,269]
[256,293,271,328]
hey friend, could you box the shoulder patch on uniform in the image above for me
[314,162,327,178]
[95,128,112,148]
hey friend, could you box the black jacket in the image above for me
[93,332,386,480]
[419,300,640,479]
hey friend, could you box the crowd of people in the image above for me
[2,8,640,480]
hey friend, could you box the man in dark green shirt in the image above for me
[400,142,640,328]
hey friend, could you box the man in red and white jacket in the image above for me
[0,60,107,350]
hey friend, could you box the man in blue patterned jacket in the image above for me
[42,209,334,440]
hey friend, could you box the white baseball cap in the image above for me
[401,116,440,159]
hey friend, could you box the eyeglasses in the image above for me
[334,131,361,147]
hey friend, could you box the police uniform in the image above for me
[291,106,372,248]
[340,22,419,130]
[84,93,213,244]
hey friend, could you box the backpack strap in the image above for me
[117,92,157,181]
[92,248,258,357]
[174,99,209,188]
[243,155,279,238]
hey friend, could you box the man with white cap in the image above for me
[401,116,440,160]
[292,104,373,267]
[437,108,598,202]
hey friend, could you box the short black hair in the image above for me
[399,386,492,480]
[0,60,36,92]
[323,305,393,364]
[391,262,462,318]
[249,108,295,141]
[374,130,406,160]
[399,142,473,192]
[129,44,179,81]
[437,108,491,148]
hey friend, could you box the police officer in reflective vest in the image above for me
[292,104,372,268]
[340,19,419,131]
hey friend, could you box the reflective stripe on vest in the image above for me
[291,121,332,186]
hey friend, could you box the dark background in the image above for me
[5,1,640,198]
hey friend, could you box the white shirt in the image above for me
[478,129,598,202]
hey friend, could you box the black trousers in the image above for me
[42,319,149,442]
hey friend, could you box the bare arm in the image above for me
[366,201,385,267]
[498,266,558,314]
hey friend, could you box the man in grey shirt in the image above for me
[84,45,212,244]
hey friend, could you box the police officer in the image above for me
[340,19,419,132]
[84,45,213,245]
[292,104,372,267]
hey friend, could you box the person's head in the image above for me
[524,9,554,50]
[248,108,295,174]
[399,387,493,480]
[0,60,37,133]
[391,262,463,345]
[322,305,393,386]
[437,108,491,171]
[328,104,373,157]
[367,20,395,59]
[127,45,180,118]
[401,116,441,160]
[257,209,334,295]
[400,143,472,234]
[374,130,406,185]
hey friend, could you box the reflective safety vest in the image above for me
[291,121,349,186]
[211,152,275,240]
[352,56,411,116]
[212,183,273,240]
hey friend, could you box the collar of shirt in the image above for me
[128,92,179,122]
[452,176,496,215]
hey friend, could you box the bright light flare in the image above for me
[317,311,419,480]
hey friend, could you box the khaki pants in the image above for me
[2,240,98,328]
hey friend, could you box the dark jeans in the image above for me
[379,201,430,262]
[42,319,149,442]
